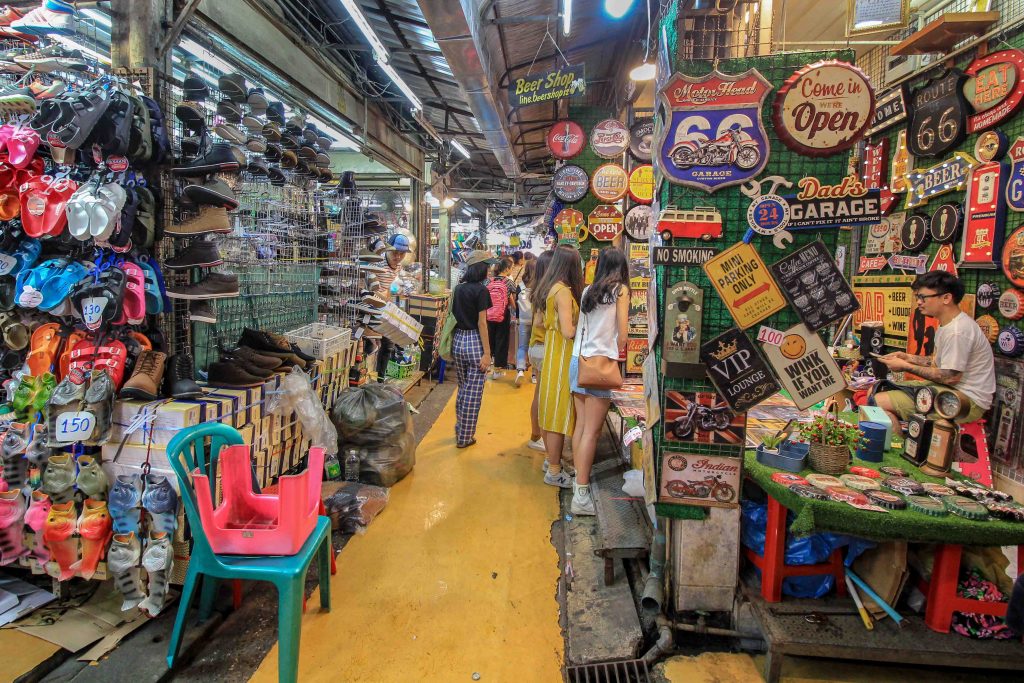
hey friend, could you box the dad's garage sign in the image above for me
[509,63,585,108]
[784,175,882,228]
[657,69,771,192]
[761,324,845,410]
[588,204,624,241]
[703,241,787,329]
[963,49,1024,133]
[773,60,874,157]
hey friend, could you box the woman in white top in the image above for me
[568,248,629,515]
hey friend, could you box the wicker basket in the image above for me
[808,443,850,475]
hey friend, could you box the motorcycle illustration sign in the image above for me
[657,69,771,192]
[660,452,741,509]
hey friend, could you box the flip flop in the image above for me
[39,259,87,311]
[6,127,40,169]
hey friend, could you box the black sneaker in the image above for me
[189,300,217,323]
[180,135,201,157]
[175,101,206,133]
[167,273,240,300]
[183,178,239,209]
[183,74,209,101]
[266,101,285,124]
[166,241,223,269]
[247,87,269,110]
[207,361,265,388]
[172,143,242,176]
[164,352,202,399]
[216,99,243,123]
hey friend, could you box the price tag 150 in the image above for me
[757,325,785,346]
[55,411,95,443]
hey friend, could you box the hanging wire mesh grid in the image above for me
[318,188,376,330]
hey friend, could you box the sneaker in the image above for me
[165,240,223,269]
[571,482,596,516]
[166,272,239,300]
[527,437,545,452]
[531,374,537,384]
[165,207,231,236]
[213,122,247,145]
[9,6,78,36]
[182,73,208,101]
[541,460,576,476]
[207,361,265,387]
[163,353,201,399]
[215,99,243,122]
[218,73,247,103]
[183,178,238,210]
[515,370,524,387]
[174,101,206,133]
[119,350,166,401]
[247,87,268,110]
[172,142,241,176]
[543,470,573,489]
[246,136,266,153]
[188,300,216,323]
[13,45,86,72]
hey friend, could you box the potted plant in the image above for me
[756,431,807,472]
[760,433,784,455]
[800,411,864,475]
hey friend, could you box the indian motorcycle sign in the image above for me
[773,60,875,158]
[657,69,771,192]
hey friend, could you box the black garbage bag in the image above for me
[332,383,416,486]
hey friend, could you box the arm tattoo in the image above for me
[911,365,961,385]
[906,355,933,367]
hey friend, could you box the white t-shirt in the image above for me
[934,312,996,409]
[573,285,622,359]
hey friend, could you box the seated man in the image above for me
[874,271,995,427]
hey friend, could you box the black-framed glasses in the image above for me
[915,293,943,302]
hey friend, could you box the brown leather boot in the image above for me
[119,351,166,401]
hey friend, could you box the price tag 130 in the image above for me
[55,410,95,443]
[757,325,785,346]
[623,425,644,447]
[0,253,17,275]
[82,296,107,330]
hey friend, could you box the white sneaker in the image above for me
[10,8,78,36]
[514,370,524,386]
[543,470,573,489]
[531,374,537,384]
[527,437,545,452]
[542,460,576,476]
[571,482,596,516]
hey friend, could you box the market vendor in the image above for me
[873,271,995,426]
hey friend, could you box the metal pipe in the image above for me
[641,615,674,666]
[640,517,667,615]
[666,614,746,638]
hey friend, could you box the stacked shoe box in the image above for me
[407,294,448,372]
[370,304,423,348]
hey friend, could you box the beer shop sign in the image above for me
[509,63,586,108]
[774,60,875,157]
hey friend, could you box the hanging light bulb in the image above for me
[630,62,656,81]
[605,0,635,19]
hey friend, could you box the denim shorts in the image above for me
[569,355,612,398]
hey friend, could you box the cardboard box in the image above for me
[109,400,202,447]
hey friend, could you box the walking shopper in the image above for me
[514,257,537,387]
[536,246,584,487]
[451,250,498,448]
[569,248,629,515]
[526,251,554,450]
[486,258,517,380]
[508,251,526,287]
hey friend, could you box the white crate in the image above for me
[286,323,352,360]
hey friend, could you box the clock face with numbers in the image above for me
[908,419,922,438]
[915,386,935,414]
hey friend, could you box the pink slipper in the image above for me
[115,262,146,325]
[0,124,14,153]
[7,127,39,169]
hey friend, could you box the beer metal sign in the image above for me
[628,164,654,203]
[509,63,585,108]
[591,163,628,202]
[773,60,875,157]
[905,152,976,208]
[862,139,896,214]
[963,49,1024,133]
[546,120,585,159]
[657,69,771,192]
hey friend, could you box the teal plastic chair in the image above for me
[165,423,332,683]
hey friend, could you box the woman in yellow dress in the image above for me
[532,245,584,488]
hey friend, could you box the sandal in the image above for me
[39,259,87,312]
[127,94,151,163]
[0,311,29,350]
[0,237,40,277]
[115,261,145,325]
[6,127,39,169]
[15,257,64,307]
[52,87,111,150]
[140,96,170,164]
[91,90,135,157]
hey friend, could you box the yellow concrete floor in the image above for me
[0,629,60,682]
[253,376,563,682]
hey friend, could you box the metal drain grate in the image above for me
[566,659,651,683]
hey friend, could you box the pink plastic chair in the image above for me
[192,445,325,555]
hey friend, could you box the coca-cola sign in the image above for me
[591,119,629,159]
[546,120,585,159]
[552,164,589,203]
[773,60,875,157]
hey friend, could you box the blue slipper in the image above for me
[15,258,65,308]
[137,259,162,314]
[39,260,88,312]
[0,238,41,277]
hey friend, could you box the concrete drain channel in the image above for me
[565,659,651,682]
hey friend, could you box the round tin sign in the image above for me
[554,208,584,242]
[591,163,628,202]
[552,164,589,203]
[546,120,585,159]
[999,288,1024,320]
[629,118,654,161]
[624,204,654,240]
[900,214,930,252]
[977,282,1000,309]
[975,129,1009,162]
[1002,225,1024,287]
[107,155,129,172]
[976,315,1000,343]
[587,204,624,241]
[998,325,1024,356]
[929,203,961,243]
[627,164,654,204]
[590,119,629,159]
[772,60,875,157]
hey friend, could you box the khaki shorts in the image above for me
[877,381,987,423]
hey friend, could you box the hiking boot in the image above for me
[220,352,274,378]
[165,207,231,236]
[119,350,166,401]
[232,346,283,371]
[166,272,239,300]
[171,142,241,177]
[182,73,208,101]
[207,361,264,388]
[183,178,238,210]
[188,300,216,323]
[165,241,223,269]
[164,353,201,399]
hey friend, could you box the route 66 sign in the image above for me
[657,69,771,192]
[908,69,969,158]
[1006,137,1024,212]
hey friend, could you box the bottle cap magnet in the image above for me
[998,289,1024,320]
[883,476,924,495]
[976,315,1000,343]
[976,282,1000,309]
[840,474,881,491]
[941,495,990,520]
[921,483,956,498]
[866,490,907,510]
[772,472,808,486]
[849,466,881,479]
[997,326,1024,357]
[788,484,829,500]
[879,466,908,477]
[826,486,869,505]
[906,494,948,516]
[806,474,843,490]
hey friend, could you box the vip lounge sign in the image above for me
[700,328,780,413]
[509,63,585,108]
[657,69,771,192]
[588,204,624,241]
[761,324,846,410]
[770,240,860,330]
[773,60,874,157]
[963,49,1024,133]
[905,152,976,208]
[704,242,787,329]
[960,158,1009,268]
[908,69,969,158]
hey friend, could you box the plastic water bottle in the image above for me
[344,447,360,481]
[324,452,342,480]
